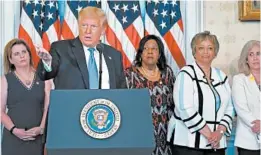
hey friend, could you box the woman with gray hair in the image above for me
[172,31,234,155]
[232,40,260,155]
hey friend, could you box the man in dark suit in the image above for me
[36,6,126,89]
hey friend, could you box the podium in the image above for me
[46,89,155,155]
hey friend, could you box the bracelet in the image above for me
[218,129,224,135]
[10,126,16,134]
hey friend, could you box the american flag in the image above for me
[18,0,60,68]
[145,0,186,74]
[19,0,187,73]
[102,1,144,68]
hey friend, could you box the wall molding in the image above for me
[0,1,20,75]
[182,0,204,64]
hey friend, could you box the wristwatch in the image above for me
[219,129,224,135]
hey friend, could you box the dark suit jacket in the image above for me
[37,37,126,89]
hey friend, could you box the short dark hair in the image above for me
[134,35,167,71]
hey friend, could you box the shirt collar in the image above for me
[83,45,97,53]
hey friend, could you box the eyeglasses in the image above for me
[143,47,159,52]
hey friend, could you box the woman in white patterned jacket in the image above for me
[171,31,235,155]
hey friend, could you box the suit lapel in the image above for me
[247,74,259,97]
[102,46,115,88]
[71,37,89,88]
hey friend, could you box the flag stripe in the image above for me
[61,2,79,39]
[177,19,184,32]
[42,33,51,52]
[61,21,75,39]
[164,31,185,68]
[18,25,40,68]
[19,8,42,45]
[125,24,140,50]
[106,26,131,67]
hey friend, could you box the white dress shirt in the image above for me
[83,46,110,89]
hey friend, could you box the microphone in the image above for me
[96,43,104,89]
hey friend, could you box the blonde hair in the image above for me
[78,6,107,28]
[238,40,260,75]
[3,38,33,74]
[191,31,219,56]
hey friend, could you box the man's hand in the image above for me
[251,120,260,134]
[35,45,52,65]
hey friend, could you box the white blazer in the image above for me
[173,63,234,149]
[232,73,260,150]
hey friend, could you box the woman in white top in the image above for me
[232,40,260,155]
[172,31,234,155]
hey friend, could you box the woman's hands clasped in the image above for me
[13,126,42,141]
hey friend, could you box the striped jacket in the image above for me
[173,62,235,149]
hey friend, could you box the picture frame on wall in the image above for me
[239,0,260,21]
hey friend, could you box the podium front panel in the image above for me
[46,89,155,155]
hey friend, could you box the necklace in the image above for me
[141,66,159,78]
[15,70,33,86]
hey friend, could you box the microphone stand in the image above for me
[97,44,103,89]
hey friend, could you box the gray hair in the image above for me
[238,40,260,75]
[191,31,219,56]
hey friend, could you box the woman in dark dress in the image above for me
[125,35,175,155]
[1,39,51,155]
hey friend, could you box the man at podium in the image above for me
[35,6,126,90]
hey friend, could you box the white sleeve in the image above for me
[232,75,256,128]
[174,71,206,134]
[42,60,52,72]
[167,115,175,142]
[219,77,235,136]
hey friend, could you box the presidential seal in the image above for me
[80,99,121,139]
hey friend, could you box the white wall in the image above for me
[0,1,20,75]
[203,1,260,76]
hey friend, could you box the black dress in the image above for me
[2,72,45,155]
